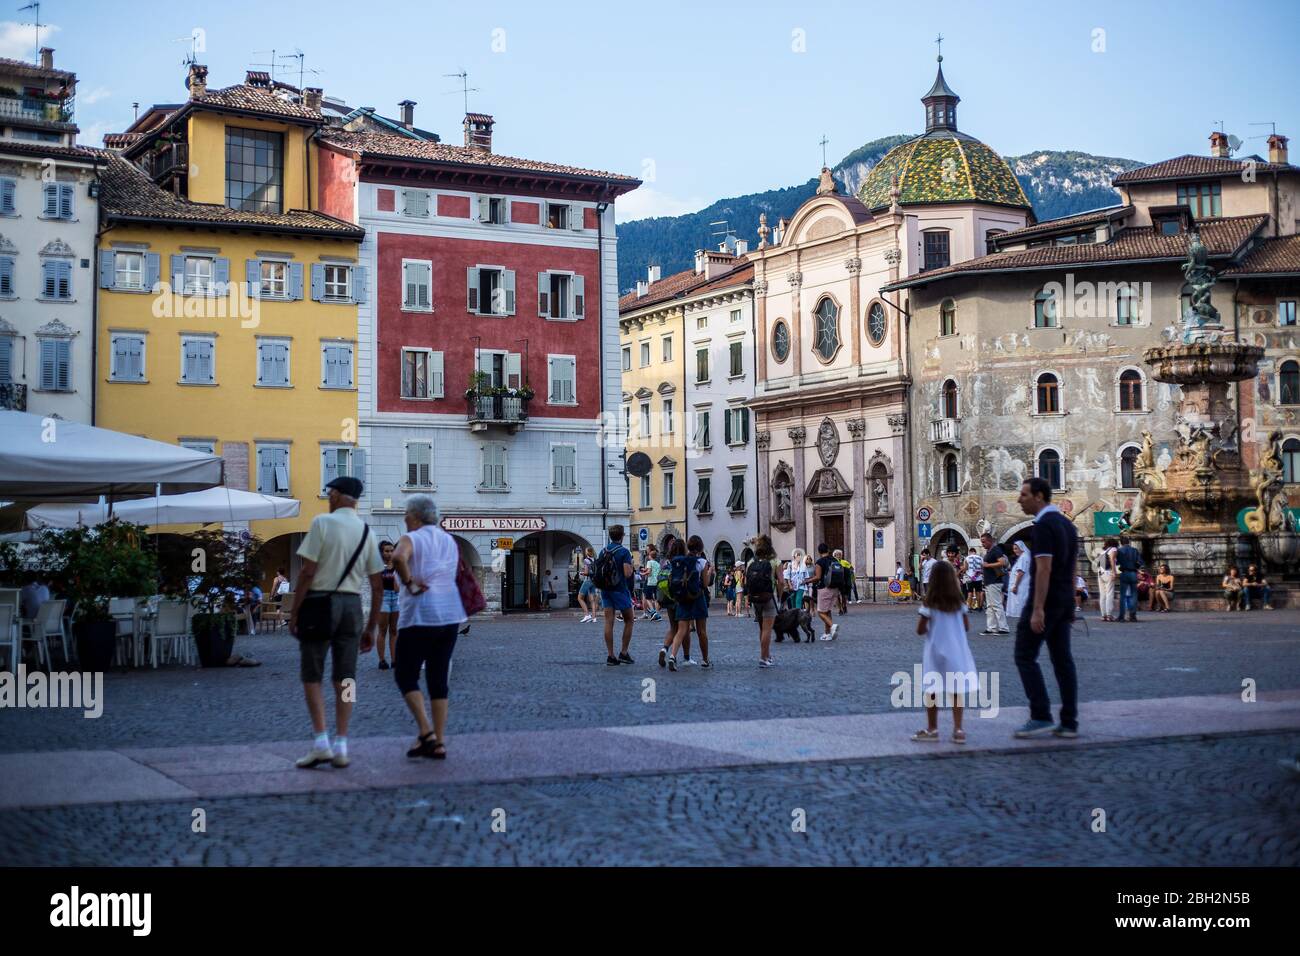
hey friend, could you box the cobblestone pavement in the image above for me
[2,606,1297,753]
[4,732,1297,866]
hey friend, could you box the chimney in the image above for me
[1209,131,1230,159]
[733,239,749,256]
[38,47,53,70]
[463,112,494,152]
[303,87,323,111]
[187,63,208,98]
[1268,134,1289,165]
[399,100,416,130]
[245,70,271,88]
[636,280,648,298]
[648,265,661,284]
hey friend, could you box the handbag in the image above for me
[296,526,370,642]
[456,556,487,617]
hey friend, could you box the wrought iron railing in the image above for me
[465,390,530,427]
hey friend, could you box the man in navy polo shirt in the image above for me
[598,525,636,666]
[1012,477,1080,739]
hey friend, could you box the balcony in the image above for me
[141,142,188,186]
[0,93,74,126]
[0,383,27,412]
[929,417,961,447]
[465,389,531,433]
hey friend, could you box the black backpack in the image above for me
[590,545,624,590]
[668,555,702,603]
[745,560,775,605]
[824,559,844,589]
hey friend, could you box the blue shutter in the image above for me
[58,260,72,299]
[198,341,213,382]
[311,264,324,301]
[182,340,196,381]
[170,254,184,293]
[0,257,12,296]
[351,448,366,487]
[321,447,339,491]
[39,340,54,389]
[289,261,304,300]
[99,250,116,289]
[0,179,14,214]
[246,259,261,298]
[42,183,57,217]
[0,337,11,382]
[352,266,367,304]
[58,184,74,219]
[41,260,54,298]
[144,253,161,291]
[213,256,230,290]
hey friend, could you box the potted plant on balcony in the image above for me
[156,529,264,667]
[32,519,158,672]
[464,369,491,400]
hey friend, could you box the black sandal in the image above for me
[407,732,436,759]
[431,741,447,760]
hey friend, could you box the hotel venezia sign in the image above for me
[440,515,547,532]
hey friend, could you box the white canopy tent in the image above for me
[24,487,300,529]
[0,410,224,502]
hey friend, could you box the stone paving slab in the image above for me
[0,750,197,809]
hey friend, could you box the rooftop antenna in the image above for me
[132,101,139,121]
[1247,121,1277,141]
[278,49,323,90]
[17,2,41,62]
[250,49,279,82]
[709,219,736,252]
[174,30,201,67]
[819,134,829,168]
[443,70,480,115]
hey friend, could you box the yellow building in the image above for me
[617,266,696,553]
[96,66,364,573]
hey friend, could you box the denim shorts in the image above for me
[381,590,400,613]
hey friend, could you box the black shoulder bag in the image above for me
[295,525,370,643]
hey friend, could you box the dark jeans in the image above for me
[1118,571,1139,617]
[394,623,459,699]
[1244,585,1272,609]
[1014,609,1078,730]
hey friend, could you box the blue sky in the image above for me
[6,0,1298,222]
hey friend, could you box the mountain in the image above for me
[616,137,1145,290]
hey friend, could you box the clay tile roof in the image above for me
[0,140,102,162]
[619,266,707,313]
[98,153,363,238]
[1221,235,1300,276]
[687,260,755,297]
[992,204,1132,245]
[883,214,1268,290]
[465,112,494,123]
[102,132,142,149]
[320,129,639,183]
[190,83,321,121]
[1113,154,1297,184]
[0,54,74,81]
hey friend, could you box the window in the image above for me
[640,474,652,508]
[1038,448,1063,489]
[41,183,74,219]
[320,446,362,495]
[401,348,443,399]
[867,301,887,345]
[406,442,433,488]
[923,230,950,271]
[724,407,750,446]
[1034,287,1058,328]
[309,263,366,305]
[1281,360,1300,405]
[694,476,712,514]
[662,398,675,434]
[1180,284,1193,316]
[256,338,290,387]
[621,346,631,371]
[726,472,746,512]
[942,453,959,494]
[730,308,742,324]
[323,264,351,303]
[478,195,508,225]
[1120,445,1140,489]
[183,256,213,296]
[985,228,1005,250]
[37,339,70,391]
[0,178,14,215]
[640,401,651,438]
[729,340,744,377]
[661,335,672,363]
[696,314,708,330]
[1036,372,1060,413]
[114,252,144,291]
[260,260,288,299]
[1157,217,1182,237]
[663,470,676,507]
[548,355,576,404]
[941,379,959,419]
[622,405,631,440]
[640,341,651,367]
[696,347,709,384]
[539,271,574,319]
[403,261,432,311]
[111,334,146,382]
[256,444,290,494]
[772,321,790,362]
[813,297,840,362]
[180,336,215,384]
[321,343,354,389]
[1119,369,1143,411]
[403,189,430,218]
[41,259,72,299]
[480,443,508,490]
[467,266,514,315]
[939,299,956,336]
[1177,181,1221,219]
[1282,438,1300,484]
[546,203,570,229]
[1116,285,1140,325]
[694,409,711,449]
[226,127,284,213]
[1279,300,1297,327]
[0,256,13,297]
[551,444,577,491]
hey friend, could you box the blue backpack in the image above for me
[668,555,702,603]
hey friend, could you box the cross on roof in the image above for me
[819,134,829,168]
[936,33,944,61]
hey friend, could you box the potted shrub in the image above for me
[157,529,264,667]
[33,520,158,672]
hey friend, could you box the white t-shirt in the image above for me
[297,507,383,595]
[921,557,938,584]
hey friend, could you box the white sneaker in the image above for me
[819,634,832,641]
[759,658,775,668]
[296,746,335,769]
[681,658,696,667]
[830,623,840,640]
[580,614,591,623]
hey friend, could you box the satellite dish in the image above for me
[625,452,653,478]
[1227,134,1243,153]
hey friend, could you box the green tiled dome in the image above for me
[858,130,1031,211]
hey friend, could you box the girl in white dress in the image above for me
[1005,542,1033,620]
[911,560,978,744]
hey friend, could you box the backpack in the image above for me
[656,576,675,607]
[745,560,775,606]
[668,555,702,603]
[824,558,844,589]
[590,545,625,591]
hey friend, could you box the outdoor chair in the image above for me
[21,598,68,669]
[109,597,143,667]
[150,599,193,668]
[0,604,16,670]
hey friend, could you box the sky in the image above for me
[6,0,1298,222]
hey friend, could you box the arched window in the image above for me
[942,378,959,419]
[713,541,735,576]
[939,298,956,336]
[866,301,887,346]
[1119,369,1143,411]
[1034,287,1058,328]
[1037,448,1062,489]
[813,297,840,362]
[1281,360,1300,406]
[1119,445,1140,489]
[1283,438,1300,484]
[1116,285,1141,326]
[771,320,790,363]
[942,453,959,494]
[1036,372,1060,413]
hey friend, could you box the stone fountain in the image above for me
[1129,233,1297,592]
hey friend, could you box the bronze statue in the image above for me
[1180,232,1222,344]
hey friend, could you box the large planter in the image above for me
[192,612,236,668]
[74,619,117,673]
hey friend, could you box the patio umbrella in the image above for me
[24,487,300,529]
[0,410,223,501]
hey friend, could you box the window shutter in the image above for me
[573,275,585,318]
[538,272,549,316]
[182,340,196,382]
[0,179,14,214]
[129,338,143,380]
[481,445,494,486]
[256,342,267,383]
[274,449,289,494]
[0,257,12,295]
[321,447,339,491]
[562,358,575,402]
[569,204,583,231]
[467,267,479,312]
[256,449,270,493]
[59,184,73,219]
[431,351,444,398]
[724,410,732,446]
[351,448,366,486]
[55,340,70,390]
[39,340,54,390]
[144,253,161,291]
[245,259,261,298]
[171,254,184,293]
[212,257,229,290]
[0,337,10,383]
[506,352,522,389]
[99,250,116,289]
[58,260,71,298]
[198,341,213,382]
[323,346,337,386]
[353,266,368,304]
[311,263,325,301]
[287,261,303,300]
[113,337,127,378]
[42,183,57,217]
[477,195,490,222]
[503,270,516,314]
